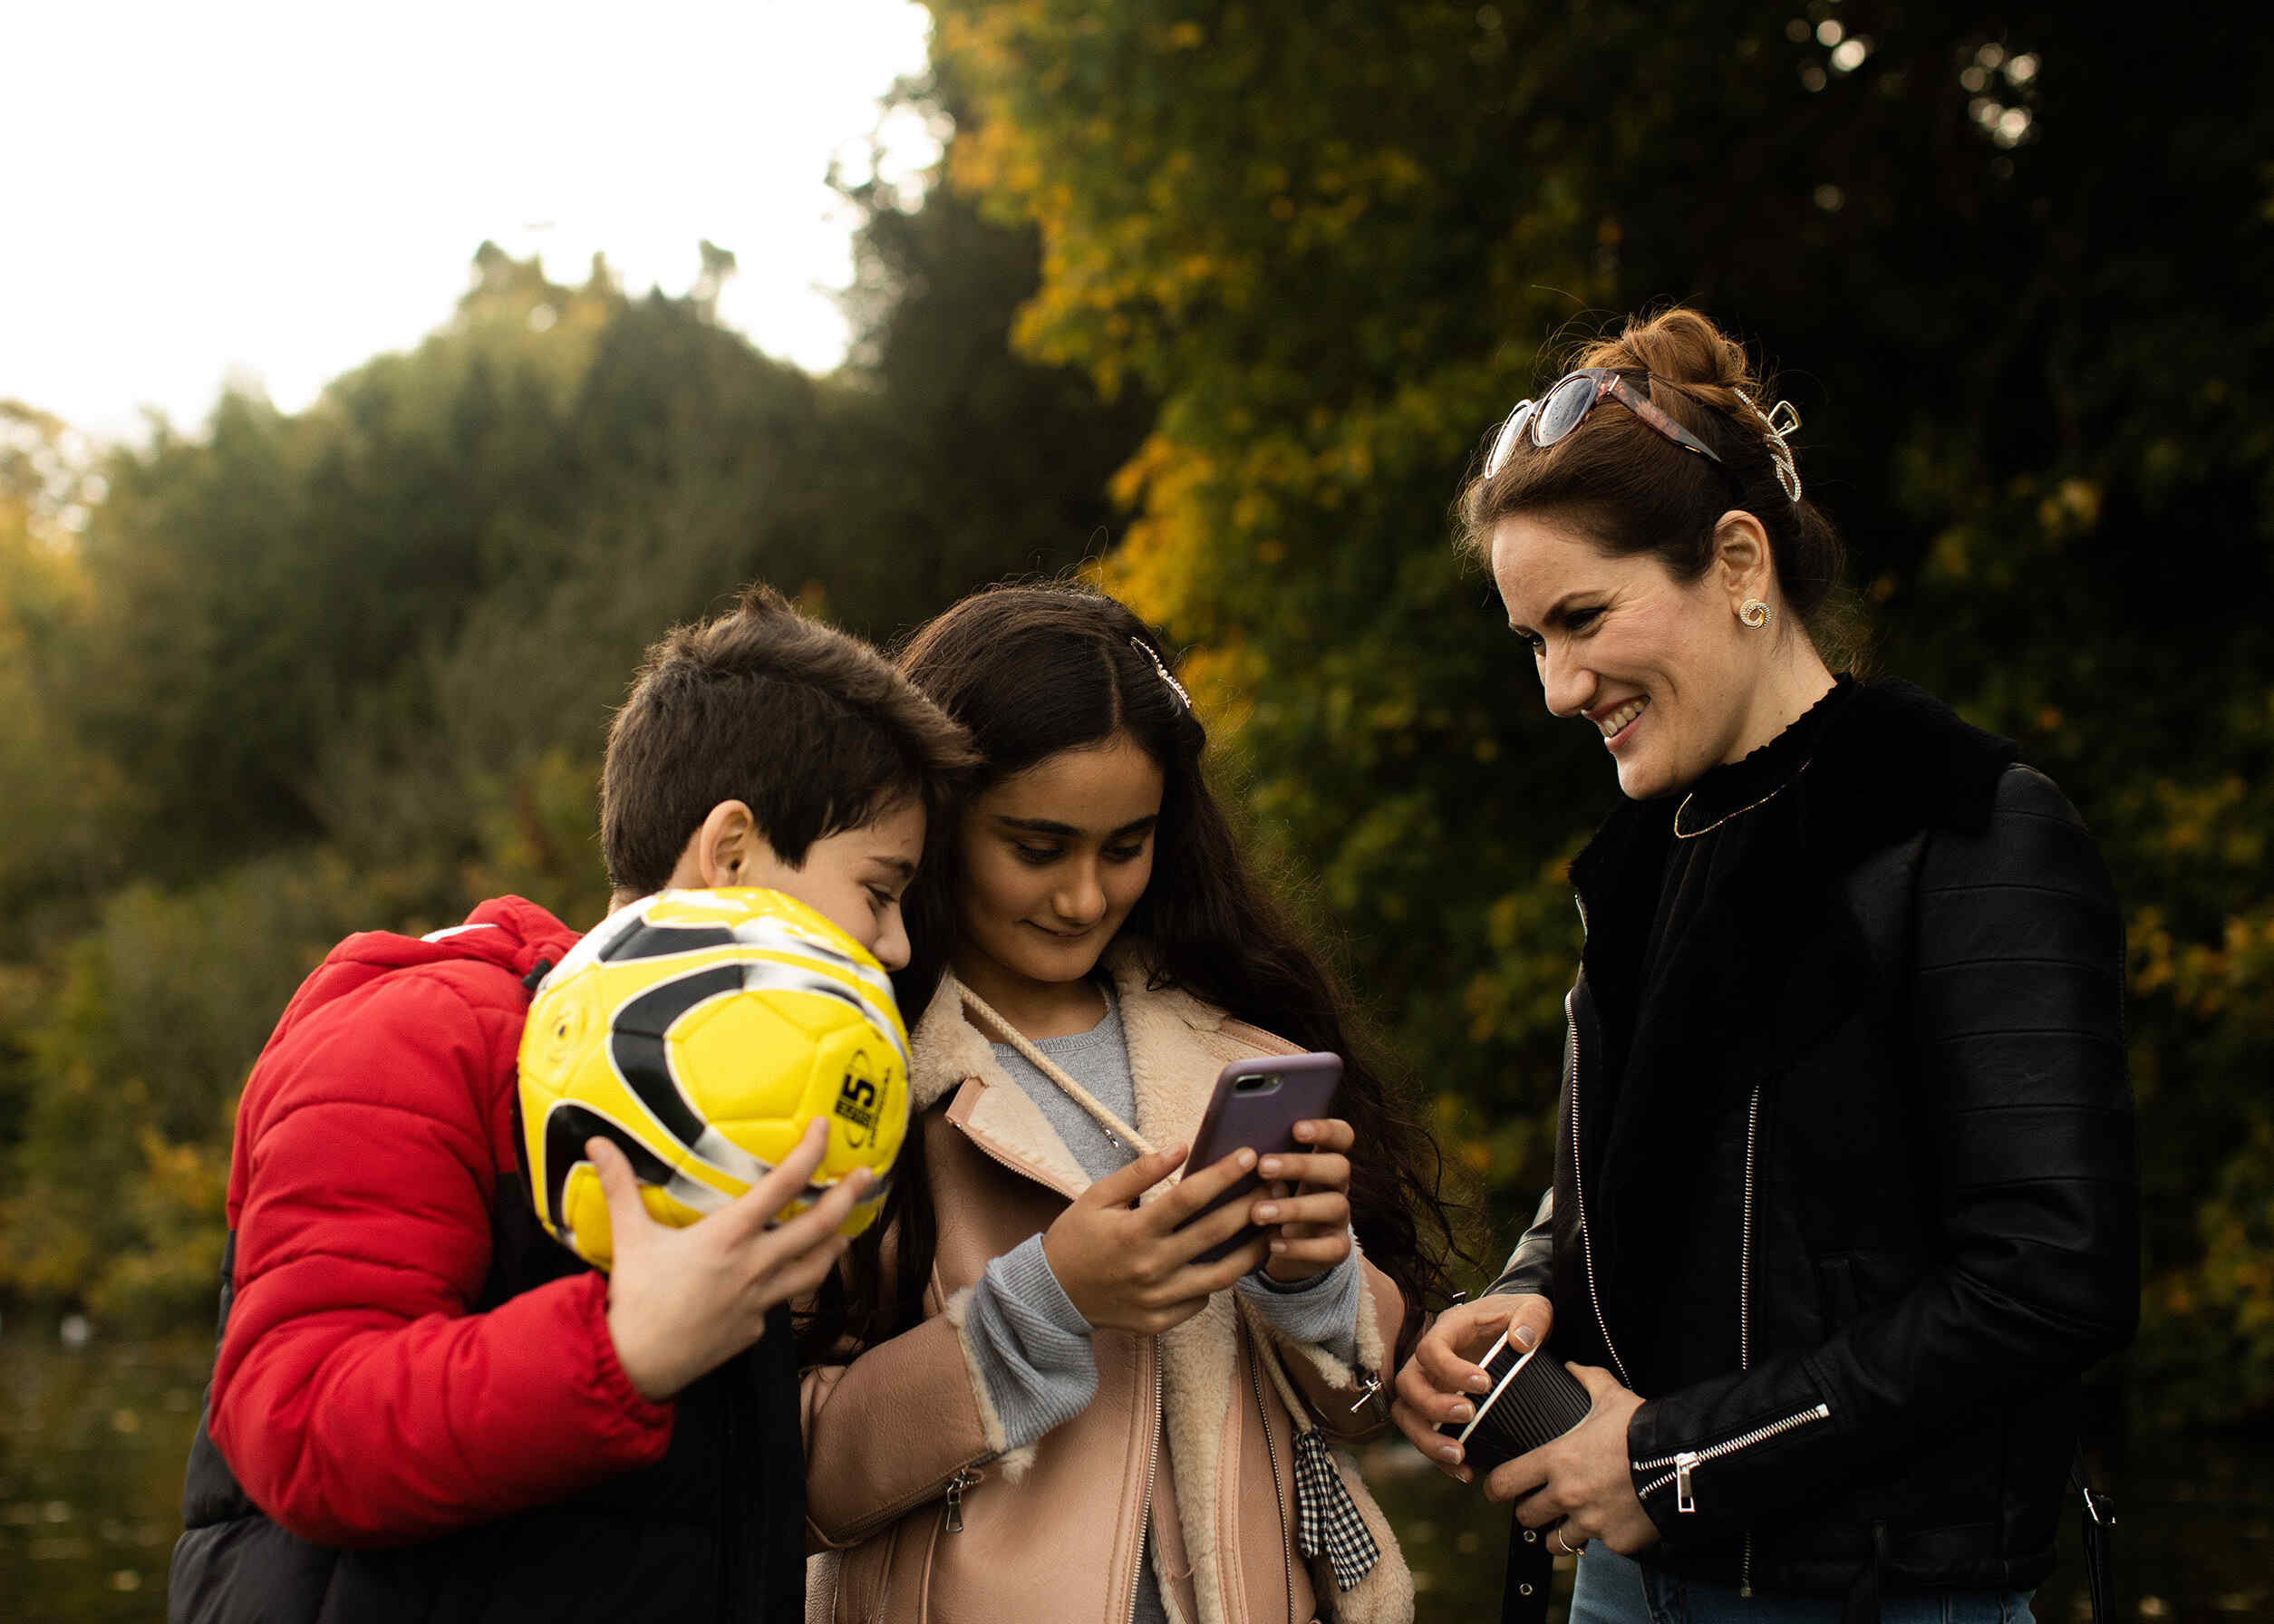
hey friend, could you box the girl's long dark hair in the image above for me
[798,582,1461,1369]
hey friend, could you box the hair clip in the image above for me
[1745,396,1805,504]
[1129,636,1191,710]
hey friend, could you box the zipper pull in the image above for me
[944,1466,978,1532]
[1674,1451,1699,1514]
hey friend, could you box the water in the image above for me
[0,1327,204,1621]
[2,1324,2266,1620]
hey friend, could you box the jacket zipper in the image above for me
[1632,1403,1832,1508]
[1245,1335,1295,1624]
[921,1462,987,1624]
[1740,1086,1760,1372]
[1130,1340,1164,1624]
[951,1108,1085,1202]
[1565,987,1634,1391]
[949,1086,1161,1620]
[942,1464,981,1533]
[1738,1084,1761,1590]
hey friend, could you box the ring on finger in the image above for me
[1552,1524,1582,1556]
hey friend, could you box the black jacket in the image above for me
[1490,679,2136,1599]
[169,1162,805,1624]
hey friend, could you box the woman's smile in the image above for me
[1488,511,1782,800]
[1590,695,1650,749]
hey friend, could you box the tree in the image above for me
[929,0,2274,1416]
[0,106,1152,1322]
[821,72,1156,641]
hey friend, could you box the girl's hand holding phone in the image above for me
[1253,1116,1355,1284]
[1042,1143,1273,1335]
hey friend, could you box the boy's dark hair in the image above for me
[602,584,976,895]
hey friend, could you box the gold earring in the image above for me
[1739,599,1770,629]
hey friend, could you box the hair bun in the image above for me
[1461,303,1860,666]
[1582,308,1756,399]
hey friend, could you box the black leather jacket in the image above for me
[1489,680,2136,1600]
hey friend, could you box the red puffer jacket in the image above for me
[207,896,673,1545]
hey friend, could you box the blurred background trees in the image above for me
[0,81,1146,1329]
[927,0,2274,1426]
[2,3,2269,1433]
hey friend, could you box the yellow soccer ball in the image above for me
[517,887,910,1271]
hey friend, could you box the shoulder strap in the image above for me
[951,972,1156,1156]
[2073,1445,2115,1624]
[1497,1511,1553,1624]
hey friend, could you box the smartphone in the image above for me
[1177,1051,1343,1264]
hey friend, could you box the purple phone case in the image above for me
[1178,1052,1343,1264]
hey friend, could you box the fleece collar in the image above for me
[907,945,1231,1200]
[1570,675,2018,905]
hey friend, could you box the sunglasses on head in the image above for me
[1483,367,1804,502]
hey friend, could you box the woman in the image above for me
[800,584,1457,1624]
[1391,309,2136,1623]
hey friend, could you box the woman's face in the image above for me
[1490,512,1761,800]
[952,731,1166,995]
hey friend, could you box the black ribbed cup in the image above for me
[1438,1330,1594,1474]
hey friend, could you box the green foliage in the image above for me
[0,111,1144,1322]
[0,407,120,925]
[0,855,394,1323]
[931,0,2274,1417]
[5,9,2267,1434]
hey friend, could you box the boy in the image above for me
[170,585,973,1623]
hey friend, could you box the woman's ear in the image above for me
[1710,510,1775,616]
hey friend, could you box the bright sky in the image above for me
[3,0,942,444]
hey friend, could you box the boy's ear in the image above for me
[672,800,766,891]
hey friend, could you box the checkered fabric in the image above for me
[1292,1428,1381,1592]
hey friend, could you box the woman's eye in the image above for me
[1012,844,1061,865]
[1568,607,1602,632]
[1103,842,1147,864]
[866,886,895,912]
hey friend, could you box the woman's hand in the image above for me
[1391,1293,1553,1480]
[1492,1364,1658,1555]
[1253,1116,1354,1284]
[1042,1143,1272,1335]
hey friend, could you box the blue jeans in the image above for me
[1568,1546,2036,1624]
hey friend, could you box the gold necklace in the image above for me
[1672,759,1813,839]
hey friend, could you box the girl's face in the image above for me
[1490,511,1763,801]
[952,732,1166,993]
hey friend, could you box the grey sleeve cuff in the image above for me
[963,1234,1099,1454]
[1237,1242,1361,1365]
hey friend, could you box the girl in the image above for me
[800,584,1457,1624]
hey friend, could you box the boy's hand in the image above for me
[1042,1144,1271,1335]
[1253,1116,1354,1284]
[593,1119,869,1403]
